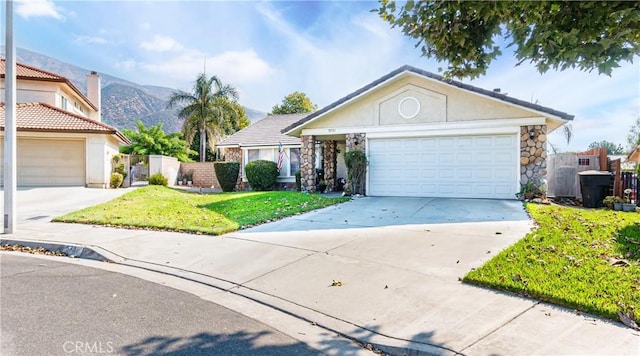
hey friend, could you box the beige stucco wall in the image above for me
[149,155,180,187]
[0,80,57,106]
[0,79,97,120]
[86,134,121,188]
[304,75,537,131]
[0,131,122,188]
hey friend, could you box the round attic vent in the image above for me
[398,96,420,119]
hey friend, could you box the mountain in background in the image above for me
[1,47,267,132]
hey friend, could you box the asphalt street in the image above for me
[0,253,321,356]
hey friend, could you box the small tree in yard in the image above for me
[214,162,240,192]
[245,160,279,191]
[120,120,194,162]
[344,149,367,195]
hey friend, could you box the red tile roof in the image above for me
[0,59,65,81]
[0,102,129,144]
[0,59,98,111]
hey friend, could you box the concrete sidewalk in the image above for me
[2,196,639,355]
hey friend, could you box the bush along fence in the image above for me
[621,172,639,206]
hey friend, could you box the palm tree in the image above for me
[168,74,239,162]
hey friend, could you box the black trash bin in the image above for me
[578,170,611,208]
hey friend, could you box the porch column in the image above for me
[301,135,316,192]
[520,125,547,187]
[322,140,337,191]
[223,147,243,190]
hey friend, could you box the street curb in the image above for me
[0,237,456,356]
[0,238,112,262]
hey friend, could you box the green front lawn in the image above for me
[53,186,349,235]
[464,204,639,323]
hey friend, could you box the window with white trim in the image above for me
[289,148,301,176]
[247,148,274,163]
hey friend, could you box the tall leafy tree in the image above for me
[120,120,194,162]
[271,91,318,115]
[168,74,241,162]
[627,116,640,150]
[377,1,640,79]
[187,100,251,162]
[587,140,625,155]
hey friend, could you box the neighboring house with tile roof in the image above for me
[0,59,128,187]
[217,113,348,187]
[628,146,640,163]
[283,65,574,198]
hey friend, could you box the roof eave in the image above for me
[628,146,640,161]
[283,65,574,135]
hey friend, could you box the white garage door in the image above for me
[0,138,85,186]
[368,135,517,199]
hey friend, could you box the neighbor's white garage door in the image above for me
[368,135,517,199]
[0,138,85,186]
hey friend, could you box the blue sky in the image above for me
[5,0,640,152]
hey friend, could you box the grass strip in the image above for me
[54,186,348,235]
[464,204,639,323]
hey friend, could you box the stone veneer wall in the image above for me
[322,141,337,191]
[300,135,316,192]
[221,147,243,190]
[520,125,547,187]
[346,133,366,152]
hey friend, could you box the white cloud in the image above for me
[207,50,274,83]
[140,35,184,52]
[74,35,108,45]
[16,0,63,20]
[549,99,639,152]
[115,59,138,71]
[140,50,274,87]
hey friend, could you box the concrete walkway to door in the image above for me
[2,190,637,355]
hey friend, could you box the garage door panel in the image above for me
[495,184,515,195]
[13,139,86,186]
[495,136,514,146]
[457,169,472,179]
[474,185,493,195]
[369,135,517,199]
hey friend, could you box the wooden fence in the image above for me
[621,172,639,205]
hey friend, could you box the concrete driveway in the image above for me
[0,186,132,226]
[245,196,530,232]
[232,196,533,288]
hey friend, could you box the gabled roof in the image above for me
[218,113,306,148]
[0,102,129,144]
[283,65,574,134]
[628,145,640,162]
[0,59,98,111]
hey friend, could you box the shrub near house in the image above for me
[214,161,240,192]
[245,160,279,191]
